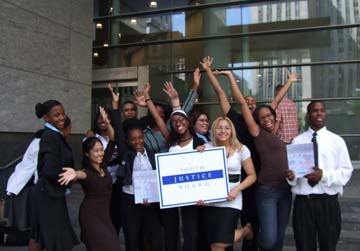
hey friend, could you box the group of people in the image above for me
[4,56,353,251]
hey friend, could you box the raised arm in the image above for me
[224,71,260,137]
[99,106,114,142]
[270,72,300,110]
[107,85,127,155]
[108,84,120,110]
[134,83,170,139]
[200,56,231,115]
[163,81,181,111]
[182,68,201,114]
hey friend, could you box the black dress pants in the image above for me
[161,207,180,251]
[110,181,122,234]
[293,194,341,251]
[120,192,163,251]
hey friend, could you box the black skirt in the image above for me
[5,184,33,230]
[29,183,79,251]
[202,206,241,244]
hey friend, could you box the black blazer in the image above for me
[36,128,73,197]
[121,147,156,186]
[109,108,157,186]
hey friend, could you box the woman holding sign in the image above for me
[203,116,256,251]
[58,107,120,251]
[134,83,207,251]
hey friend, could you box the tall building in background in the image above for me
[92,0,360,160]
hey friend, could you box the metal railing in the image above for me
[0,155,23,170]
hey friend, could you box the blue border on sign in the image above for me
[155,147,229,209]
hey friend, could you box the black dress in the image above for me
[30,128,79,251]
[79,141,120,251]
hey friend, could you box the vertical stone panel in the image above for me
[0,0,92,133]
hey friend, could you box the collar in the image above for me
[136,148,147,157]
[44,122,62,134]
[196,132,211,143]
[308,126,327,136]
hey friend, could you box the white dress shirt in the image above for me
[123,148,153,195]
[287,126,353,195]
[7,138,39,195]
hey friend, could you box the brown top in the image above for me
[254,128,289,188]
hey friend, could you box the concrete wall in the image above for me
[0,0,93,134]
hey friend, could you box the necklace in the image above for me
[178,136,192,143]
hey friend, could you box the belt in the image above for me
[228,174,240,183]
[297,194,338,200]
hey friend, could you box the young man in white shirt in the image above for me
[287,100,353,251]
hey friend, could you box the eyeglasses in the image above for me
[259,113,273,122]
[197,119,209,123]
[171,116,187,126]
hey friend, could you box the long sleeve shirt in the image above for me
[6,138,39,195]
[287,126,353,195]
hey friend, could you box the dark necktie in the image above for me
[308,132,319,187]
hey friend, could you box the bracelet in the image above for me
[172,105,181,110]
[145,98,152,102]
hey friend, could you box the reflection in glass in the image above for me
[94,27,359,72]
[94,0,360,46]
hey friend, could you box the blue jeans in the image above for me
[256,184,292,251]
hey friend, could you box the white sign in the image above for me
[286,143,315,177]
[155,147,229,209]
[133,170,159,204]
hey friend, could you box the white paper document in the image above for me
[133,170,159,204]
[286,143,315,177]
[155,147,230,209]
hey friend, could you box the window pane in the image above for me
[193,101,360,160]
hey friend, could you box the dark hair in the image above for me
[123,118,145,140]
[307,100,325,113]
[64,116,71,128]
[35,100,62,118]
[253,105,276,125]
[92,106,111,135]
[275,84,283,92]
[190,110,209,126]
[122,101,137,111]
[147,103,166,128]
[168,113,196,146]
[82,137,103,171]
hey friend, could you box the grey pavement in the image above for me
[1,170,360,251]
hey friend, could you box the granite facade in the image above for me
[0,0,92,134]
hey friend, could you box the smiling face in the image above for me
[214,119,231,144]
[194,114,209,135]
[258,107,275,133]
[88,141,105,166]
[44,105,66,130]
[307,101,326,131]
[171,114,190,135]
[127,128,145,153]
